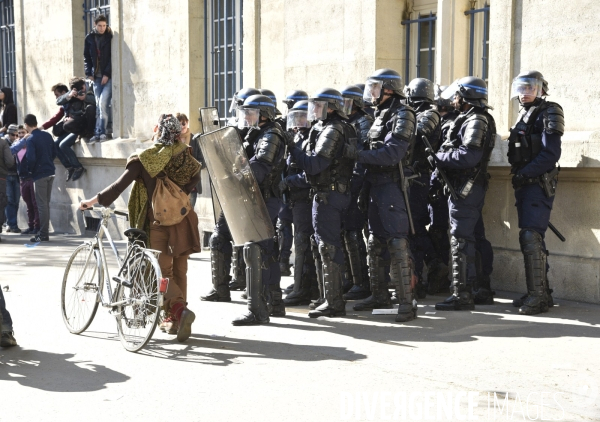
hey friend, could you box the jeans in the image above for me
[34,175,54,237]
[20,179,39,230]
[0,286,13,332]
[93,77,112,136]
[5,174,20,229]
[0,179,6,227]
[55,133,82,169]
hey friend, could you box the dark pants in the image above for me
[0,178,7,228]
[55,133,82,169]
[34,176,54,237]
[5,174,20,229]
[292,201,314,236]
[277,203,293,261]
[448,182,486,281]
[312,191,351,265]
[428,175,450,265]
[343,175,368,232]
[409,172,438,277]
[20,179,39,230]
[475,213,493,276]
[515,183,555,272]
[0,286,13,332]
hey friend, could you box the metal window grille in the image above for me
[401,12,436,83]
[465,3,490,80]
[0,0,16,107]
[83,0,110,35]
[205,0,243,124]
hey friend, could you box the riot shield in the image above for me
[198,107,223,223]
[199,127,275,245]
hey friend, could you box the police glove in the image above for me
[357,186,370,213]
[512,173,526,189]
[278,178,288,193]
[343,143,358,160]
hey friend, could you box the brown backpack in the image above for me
[151,175,191,226]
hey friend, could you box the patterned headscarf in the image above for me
[156,113,182,146]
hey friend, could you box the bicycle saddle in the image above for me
[124,228,148,242]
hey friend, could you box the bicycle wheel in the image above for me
[61,243,103,334]
[115,248,162,352]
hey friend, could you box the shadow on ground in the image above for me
[0,348,129,392]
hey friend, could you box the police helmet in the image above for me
[341,85,365,110]
[405,78,435,105]
[229,87,260,112]
[308,87,348,121]
[240,94,277,121]
[455,76,490,109]
[282,89,309,109]
[364,68,405,105]
[511,70,549,101]
[259,89,282,115]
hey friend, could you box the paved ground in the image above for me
[1,232,599,422]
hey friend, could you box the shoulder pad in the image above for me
[391,107,416,142]
[256,131,283,164]
[416,108,441,139]
[461,113,488,149]
[543,102,565,135]
[315,123,344,159]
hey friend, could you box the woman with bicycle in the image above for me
[79,114,201,342]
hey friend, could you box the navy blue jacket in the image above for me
[26,129,56,181]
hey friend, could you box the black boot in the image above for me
[415,277,427,299]
[473,250,494,305]
[266,284,286,317]
[389,238,417,322]
[309,235,326,310]
[436,237,475,311]
[343,230,371,300]
[232,243,270,325]
[228,246,247,290]
[201,234,232,302]
[309,242,346,318]
[284,232,314,306]
[353,235,392,311]
[518,230,550,315]
[280,261,292,277]
[426,257,449,295]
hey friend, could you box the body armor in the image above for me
[411,105,441,171]
[365,100,416,174]
[305,117,357,193]
[508,100,564,171]
[253,122,286,200]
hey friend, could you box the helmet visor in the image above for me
[237,108,260,129]
[440,81,460,100]
[341,98,354,116]
[363,80,383,104]
[229,96,240,113]
[287,110,310,129]
[307,100,328,122]
[511,78,543,100]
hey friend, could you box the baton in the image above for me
[548,222,566,242]
[421,135,459,201]
[398,160,415,235]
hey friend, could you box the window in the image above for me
[0,0,16,106]
[205,0,243,124]
[402,12,436,83]
[465,2,490,81]
[83,0,110,35]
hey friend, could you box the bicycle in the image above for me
[61,206,167,352]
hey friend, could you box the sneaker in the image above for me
[66,167,75,181]
[85,136,98,143]
[7,227,21,233]
[30,234,49,242]
[21,228,34,235]
[71,167,86,181]
[1,331,18,347]
[98,134,108,142]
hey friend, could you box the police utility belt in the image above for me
[518,166,559,198]
[445,168,488,199]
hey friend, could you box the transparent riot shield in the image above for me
[199,127,275,245]
[198,107,223,223]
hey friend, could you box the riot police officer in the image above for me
[508,70,563,315]
[426,85,457,294]
[282,89,309,112]
[433,77,496,311]
[280,100,319,306]
[285,88,357,318]
[343,69,418,323]
[201,87,261,302]
[260,88,295,279]
[404,78,445,298]
[340,85,374,301]
[229,94,287,325]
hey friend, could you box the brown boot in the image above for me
[170,302,195,342]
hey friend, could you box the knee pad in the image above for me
[519,229,544,255]
[367,234,385,257]
[318,241,336,264]
[209,233,228,252]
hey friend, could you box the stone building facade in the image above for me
[3,0,600,303]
